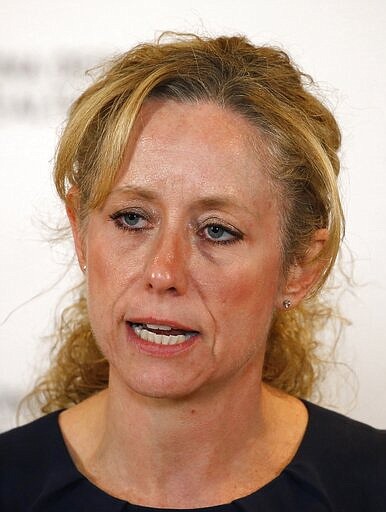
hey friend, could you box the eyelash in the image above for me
[109,209,150,232]
[109,210,243,246]
[199,222,243,246]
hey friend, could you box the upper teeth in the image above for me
[132,323,195,345]
[145,324,172,331]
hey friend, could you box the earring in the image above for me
[82,265,87,272]
[283,299,291,309]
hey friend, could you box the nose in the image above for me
[144,229,189,295]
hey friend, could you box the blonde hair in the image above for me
[31,33,344,413]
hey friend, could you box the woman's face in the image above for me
[75,99,287,399]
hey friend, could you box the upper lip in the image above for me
[127,317,199,332]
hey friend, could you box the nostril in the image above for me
[147,282,178,293]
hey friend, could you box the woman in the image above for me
[1,33,385,511]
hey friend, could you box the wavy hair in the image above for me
[28,33,344,413]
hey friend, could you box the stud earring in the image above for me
[283,299,291,309]
[82,265,87,272]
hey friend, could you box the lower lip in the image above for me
[126,323,198,357]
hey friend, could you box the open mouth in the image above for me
[129,322,199,346]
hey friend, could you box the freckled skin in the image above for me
[82,99,285,400]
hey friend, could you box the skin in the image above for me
[62,99,326,508]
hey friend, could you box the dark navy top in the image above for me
[0,400,385,511]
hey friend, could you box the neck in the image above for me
[61,365,306,508]
[103,365,268,466]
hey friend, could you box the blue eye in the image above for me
[110,210,148,231]
[203,224,240,244]
[207,225,228,239]
[122,212,143,226]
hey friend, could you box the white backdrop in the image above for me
[1,0,385,432]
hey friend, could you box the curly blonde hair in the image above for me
[30,33,344,414]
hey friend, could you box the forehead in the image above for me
[134,99,257,151]
[113,99,277,210]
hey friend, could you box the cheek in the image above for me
[85,230,143,334]
[204,255,281,307]
[197,253,282,342]
[87,228,143,293]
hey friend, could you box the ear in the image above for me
[277,229,329,310]
[66,187,87,272]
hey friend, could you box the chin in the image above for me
[128,378,203,401]
[109,364,205,401]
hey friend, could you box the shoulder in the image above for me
[297,401,386,508]
[0,410,61,453]
[303,400,386,456]
[0,411,62,465]
[0,411,70,509]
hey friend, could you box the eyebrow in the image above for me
[194,197,259,219]
[110,185,258,218]
[110,185,158,201]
